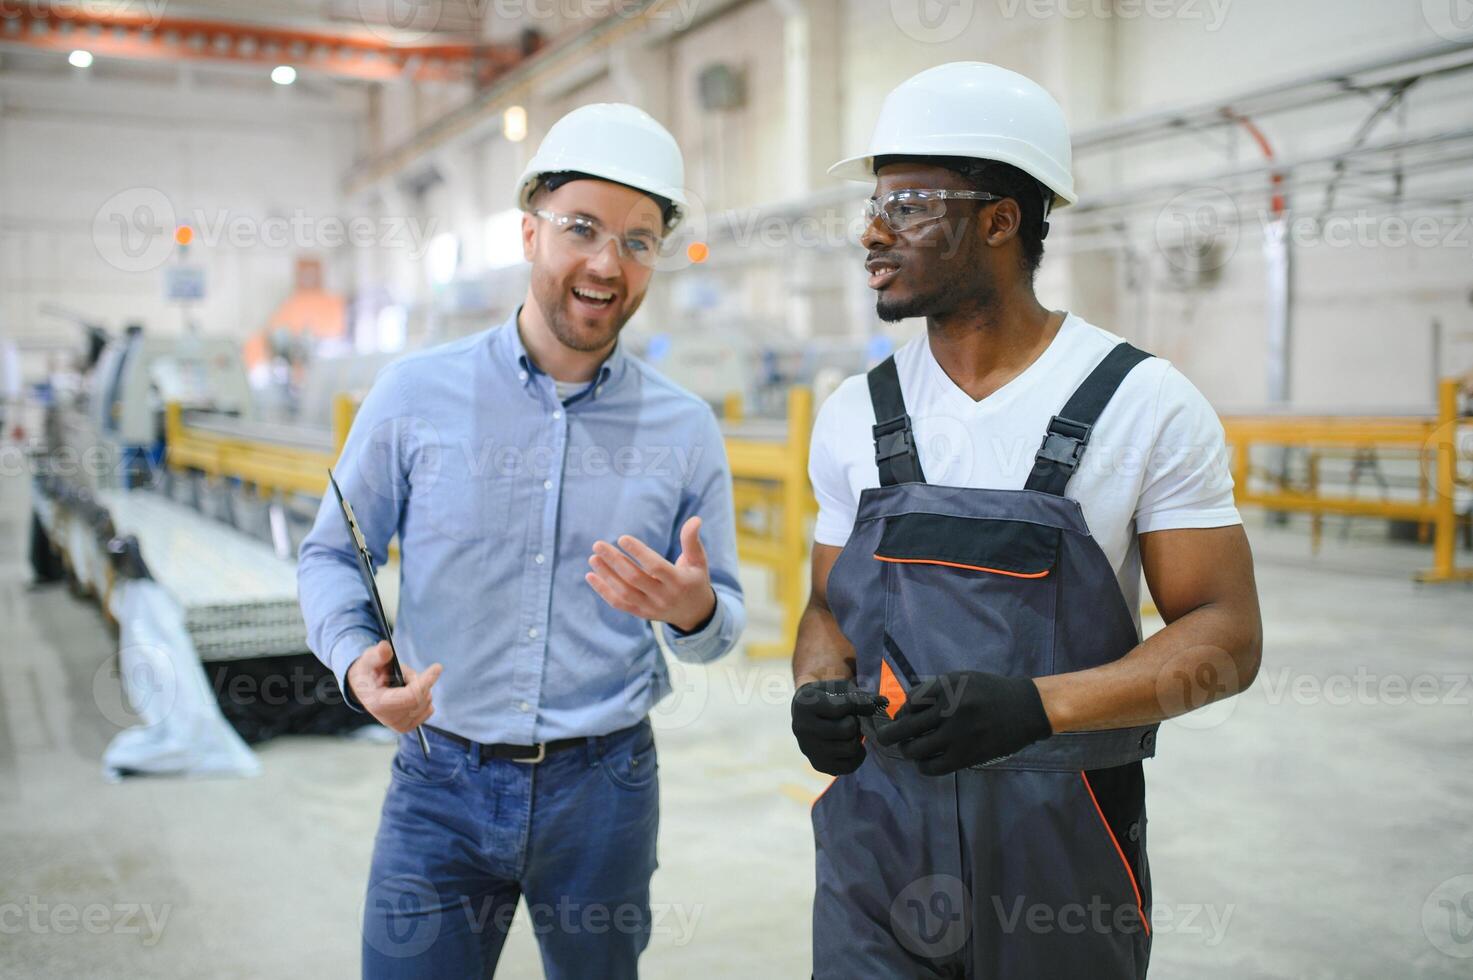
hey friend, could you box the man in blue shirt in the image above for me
[297,103,744,979]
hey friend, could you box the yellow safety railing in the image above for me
[169,389,821,650]
[1221,378,1471,583]
[725,387,816,659]
[165,395,357,498]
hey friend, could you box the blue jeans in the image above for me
[361,721,659,979]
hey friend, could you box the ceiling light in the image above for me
[69,50,94,69]
[271,65,296,86]
[503,105,528,143]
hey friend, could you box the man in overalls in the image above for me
[790,63,1263,978]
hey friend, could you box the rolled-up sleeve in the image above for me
[296,365,412,706]
[656,408,745,663]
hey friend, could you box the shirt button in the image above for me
[518,370,528,382]
[543,480,553,491]
[528,627,539,638]
[552,410,563,420]
[534,553,545,564]
[517,701,530,712]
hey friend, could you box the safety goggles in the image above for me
[532,209,665,269]
[864,188,1003,233]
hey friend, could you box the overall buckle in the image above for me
[873,415,917,465]
[1036,415,1092,469]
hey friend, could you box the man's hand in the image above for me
[875,671,1052,776]
[586,516,717,633]
[791,679,883,776]
[347,641,442,733]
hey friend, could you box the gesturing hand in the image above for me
[874,670,1052,776]
[346,640,442,734]
[586,516,717,633]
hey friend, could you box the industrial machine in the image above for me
[88,325,252,487]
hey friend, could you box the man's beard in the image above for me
[875,269,995,323]
[875,290,934,323]
[531,268,643,353]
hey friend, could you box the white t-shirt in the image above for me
[809,313,1242,614]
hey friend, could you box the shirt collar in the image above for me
[498,306,626,403]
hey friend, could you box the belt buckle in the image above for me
[516,743,547,764]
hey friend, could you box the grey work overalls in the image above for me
[813,343,1161,979]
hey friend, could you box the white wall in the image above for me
[0,68,367,355]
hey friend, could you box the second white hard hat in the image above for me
[515,103,689,230]
[828,62,1077,210]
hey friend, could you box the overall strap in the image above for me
[867,356,927,487]
[1024,342,1153,496]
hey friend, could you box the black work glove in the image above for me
[791,679,887,776]
[874,671,1052,776]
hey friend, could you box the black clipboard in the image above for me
[328,468,431,758]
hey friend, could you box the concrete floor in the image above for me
[2,462,1472,979]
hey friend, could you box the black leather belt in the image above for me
[422,722,633,764]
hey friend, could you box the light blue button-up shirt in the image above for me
[297,311,744,744]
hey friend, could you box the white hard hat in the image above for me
[829,62,1077,211]
[516,103,689,231]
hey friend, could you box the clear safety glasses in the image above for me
[864,189,1003,233]
[532,209,665,268]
